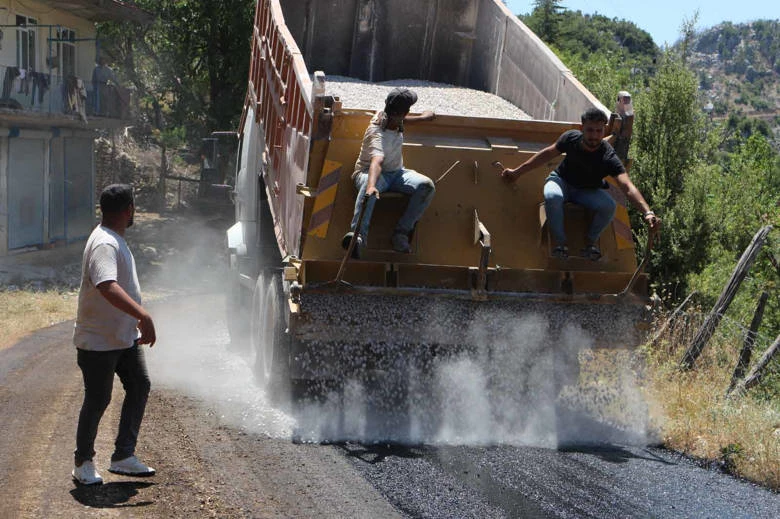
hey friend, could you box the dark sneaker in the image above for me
[551,245,569,260]
[581,245,602,261]
[341,232,363,259]
[391,233,411,253]
[108,455,156,477]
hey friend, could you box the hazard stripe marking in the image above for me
[606,177,634,250]
[307,160,342,238]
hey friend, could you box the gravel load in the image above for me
[321,75,531,120]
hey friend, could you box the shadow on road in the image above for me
[338,442,427,464]
[70,481,155,508]
[559,444,675,465]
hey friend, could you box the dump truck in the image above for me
[225,0,651,418]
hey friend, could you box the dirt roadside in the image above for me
[0,308,402,518]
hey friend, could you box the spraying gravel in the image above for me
[321,75,532,120]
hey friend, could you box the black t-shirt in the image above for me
[554,130,625,188]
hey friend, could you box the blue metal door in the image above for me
[8,138,45,249]
[64,137,94,241]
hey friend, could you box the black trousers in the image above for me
[74,342,150,464]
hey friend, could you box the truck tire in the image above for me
[249,271,290,401]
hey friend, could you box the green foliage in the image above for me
[523,8,657,68]
[630,54,712,296]
[556,49,644,109]
[97,0,255,144]
[521,6,657,111]
[524,1,565,43]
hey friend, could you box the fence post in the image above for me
[731,334,780,395]
[680,225,773,370]
[727,291,769,394]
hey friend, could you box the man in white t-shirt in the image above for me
[71,184,157,485]
[342,88,436,258]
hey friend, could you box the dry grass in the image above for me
[644,313,780,490]
[0,290,79,349]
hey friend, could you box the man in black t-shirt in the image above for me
[501,107,660,260]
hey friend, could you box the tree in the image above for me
[98,0,254,142]
[631,52,711,296]
[526,1,565,44]
[96,0,255,209]
[678,12,699,64]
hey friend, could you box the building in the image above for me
[0,0,151,255]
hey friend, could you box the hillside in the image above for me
[688,20,780,119]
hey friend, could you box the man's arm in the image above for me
[613,172,661,232]
[97,281,156,346]
[365,155,384,198]
[404,110,435,123]
[501,144,561,183]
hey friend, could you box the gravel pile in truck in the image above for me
[320,76,532,120]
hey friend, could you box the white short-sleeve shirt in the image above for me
[73,225,142,351]
[353,112,404,178]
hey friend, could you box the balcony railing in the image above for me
[0,63,129,122]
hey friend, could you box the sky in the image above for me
[505,1,778,47]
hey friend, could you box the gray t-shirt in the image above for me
[353,112,404,179]
[73,225,142,351]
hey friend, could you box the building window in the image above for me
[16,15,37,71]
[58,28,76,78]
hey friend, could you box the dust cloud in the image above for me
[138,215,654,447]
[147,283,654,448]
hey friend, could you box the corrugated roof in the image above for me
[36,0,154,24]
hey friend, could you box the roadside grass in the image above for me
[644,313,780,490]
[0,289,78,349]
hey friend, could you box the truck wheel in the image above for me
[249,271,290,401]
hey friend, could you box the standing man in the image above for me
[91,56,124,117]
[72,184,157,485]
[501,107,660,260]
[342,87,436,258]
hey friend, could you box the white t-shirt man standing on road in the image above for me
[72,184,157,486]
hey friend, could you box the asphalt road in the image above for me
[1,294,777,518]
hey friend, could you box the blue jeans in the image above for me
[350,168,435,241]
[74,342,151,464]
[543,173,616,246]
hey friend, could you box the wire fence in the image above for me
[652,308,780,394]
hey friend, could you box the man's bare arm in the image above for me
[614,172,661,232]
[501,144,561,182]
[404,110,435,123]
[97,281,156,346]
[365,155,384,198]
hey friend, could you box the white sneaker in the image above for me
[72,460,103,485]
[108,455,156,477]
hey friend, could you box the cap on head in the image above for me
[384,88,418,116]
[100,184,134,214]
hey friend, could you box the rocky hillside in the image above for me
[688,20,779,118]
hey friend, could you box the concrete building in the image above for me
[0,0,151,255]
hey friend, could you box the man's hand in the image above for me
[419,110,435,121]
[500,168,520,183]
[366,185,380,199]
[97,280,157,347]
[138,312,157,347]
[644,211,661,234]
